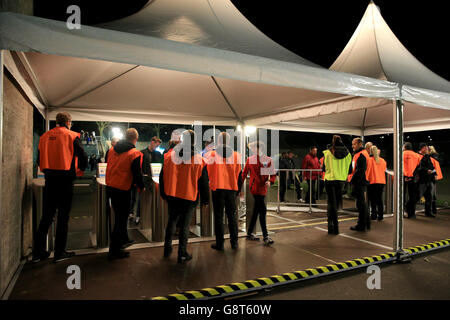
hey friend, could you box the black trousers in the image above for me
[34,175,74,255]
[164,198,197,256]
[294,176,302,200]
[404,179,417,217]
[248,195,268,238]
[368,184,384,219]
[431,181,437,215]
[419,182,433,216]
[108,186,131,253]
[304,179,317,204]
[279,172,287,202]
[325,181,344,232]
[212,190,238,247]
[353,184,369,229]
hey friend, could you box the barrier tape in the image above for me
[152,238,450,301]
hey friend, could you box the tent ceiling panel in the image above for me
[64,63,234,119]
[213,77,342,119]
[261,101,450,136]
[23,52,135,107]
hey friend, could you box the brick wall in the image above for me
[0,72,33,297]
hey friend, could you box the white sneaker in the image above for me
[264,237,274,245]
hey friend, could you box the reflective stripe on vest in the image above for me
[368,157,387,185]
[348,149,370,182]
[403,150,421,177]
[106,148,142,191]
[163,153,205,201]
[206,151,241,191]
[38,126,79,171]
[430,157,443,180]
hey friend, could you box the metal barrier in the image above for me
[273,169,324,214]
[32,179,54,251]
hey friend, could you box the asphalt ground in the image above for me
[9,206,450,300]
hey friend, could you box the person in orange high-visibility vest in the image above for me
[348,138,371,232]
[33,112,88,263]
[106,128,145,260]
[206,132,243,251]
[403,142,422,218]
[367,146,387,221]
[429,146,443,216]
[160,130,210,263]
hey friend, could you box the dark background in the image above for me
[33,0,450,166]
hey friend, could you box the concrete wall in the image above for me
[0,0,33,15]
[0,72,34,297]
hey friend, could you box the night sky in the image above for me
[32,0,450,164]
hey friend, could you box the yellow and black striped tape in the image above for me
[152,238,450,301]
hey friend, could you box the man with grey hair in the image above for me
[106,128,145,260]
[105,136,120,163]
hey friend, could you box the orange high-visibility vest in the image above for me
[163,152,205,201]
[368,157,387,185]
[403,150,421,177]
[430,157,443,180]
[39,126,80,171]
[206,150,241,191]
[106,147,142,191]
[348,149,370,182]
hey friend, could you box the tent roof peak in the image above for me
[330,2,450,93]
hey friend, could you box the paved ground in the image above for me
[9,207,450,300]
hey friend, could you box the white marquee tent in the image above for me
[252,2,450,135]
[1,0,449,252]
[0,0,400,131]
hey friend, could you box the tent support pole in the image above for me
[393,99,409,261]
[45,107,49,131]
[0,50,4,228]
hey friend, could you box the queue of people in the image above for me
[32,113,444,265]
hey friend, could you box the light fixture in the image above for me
[112,127,123,139]
[244,126,256,136]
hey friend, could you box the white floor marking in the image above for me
[315,227,392,250]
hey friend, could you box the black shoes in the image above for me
[246,233,260,241]
[371,214,378,221]
[350,225,366,232]
[163,246,173,258]
[425,213,436,218]
[211,244,224,251]
[328,222,339,235]
[108,250,130,260]
[54,251,76,263]
[121,239,135,249]
[263,237,274,245]
[31,251,50,263]
[231,242,239,250]
[177,253,192,264]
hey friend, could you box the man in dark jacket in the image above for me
[278,152,290,202]
[301,146,321,204]
[106,128,145,259]
[417,143,436,217]
[349,138,370,231]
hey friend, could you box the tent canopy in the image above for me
[1,0,399,132]
[254,2,450,135]
[0,0,448,135]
